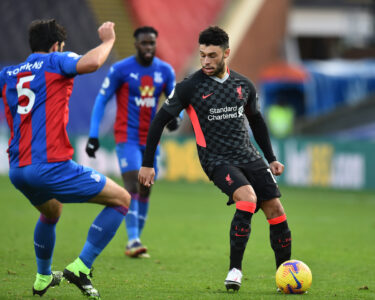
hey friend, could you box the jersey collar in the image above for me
[209,71,229,84]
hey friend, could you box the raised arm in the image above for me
[76,22,116,74]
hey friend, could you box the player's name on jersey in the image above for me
[6,61,44,76]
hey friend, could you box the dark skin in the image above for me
[135,32,157,67]
[123,32,158,197]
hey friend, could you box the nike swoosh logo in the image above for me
[281,243,290,248]
[289,270,302,289]
[235,233,248,237]
[202,93,213,99]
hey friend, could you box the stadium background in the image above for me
[0,0,374,190]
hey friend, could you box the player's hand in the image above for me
[138,167,155,187]
[269,161,284,176]
[86,137,100,158]
[98,22,115,43]
[166,117,181,132]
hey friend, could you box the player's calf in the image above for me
[269,214,292,268]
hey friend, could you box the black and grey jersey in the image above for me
[162,69,263,177]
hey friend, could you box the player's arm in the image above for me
[139,108,175,186]
[76,22,115,74]
[163,66,183,131]
[139,84,186,186]
[245,91,284,176]
[86,67,122,157]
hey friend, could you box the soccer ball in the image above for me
[276,260,312,294]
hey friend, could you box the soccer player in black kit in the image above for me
[138,26,292,292]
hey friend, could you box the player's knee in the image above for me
[118,188,131,208]
[121,171,139,194]
[139,184,151,198]
[233,186,257,203]
[263,198,285,219]
[36,199,62,220]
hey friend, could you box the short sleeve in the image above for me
[52,52,82,76]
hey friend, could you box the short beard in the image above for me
[212,56,226,77]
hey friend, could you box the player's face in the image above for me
[135,33,157,66]
[199,45,230,78]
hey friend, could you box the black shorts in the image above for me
[211,159,281,212]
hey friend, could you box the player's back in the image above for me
[0,52,80,167]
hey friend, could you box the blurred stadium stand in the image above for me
[1,0,375,188]
[0,0,103,64]
[88,0,135,59]
[126,0,229,77]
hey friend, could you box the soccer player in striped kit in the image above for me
[86,26,180,258]
[139,26,292,292]
[0,19,130,299]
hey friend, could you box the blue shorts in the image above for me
[116,142,159,177]
[9,160,106,206]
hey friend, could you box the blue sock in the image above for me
[138,195,149,236]
[125,193,139,242]
[79,206,128,269]
[34,215,59,275]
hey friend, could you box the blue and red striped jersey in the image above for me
[89,56,175,145]
[0,52,81,167]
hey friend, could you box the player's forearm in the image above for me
[142,108,174,167]
[76,40,114,74]
[248,112,276,163]
[89,94,109,138]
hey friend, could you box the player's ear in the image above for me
[224,48,230,59]
[49,41,60,53]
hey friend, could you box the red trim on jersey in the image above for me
[186,104,206,148]
[17,72,33,166]
[236,201,256,213]
[227,66,230,75]
[2,84,14,161]
[45,72,74,162]
[268,214,287,225]
[139,75,153,145]
[114,82,129,143]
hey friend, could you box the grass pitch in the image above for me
[0,175,374,299]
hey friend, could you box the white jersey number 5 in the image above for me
[17,75,36,115]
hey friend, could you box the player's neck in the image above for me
[214,64,228,79]
[136,55,153,67]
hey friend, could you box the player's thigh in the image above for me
[243,160,282,209]
[211,164,254,204]
[88,176,130,207]
[35,161,106,204]
[116,142,143,174]
[9,161,105,206]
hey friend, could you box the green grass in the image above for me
[0,175,374,299]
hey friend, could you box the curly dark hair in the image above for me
[198,26,229,49]
[133,26,158,39]
[28,19,67,53]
